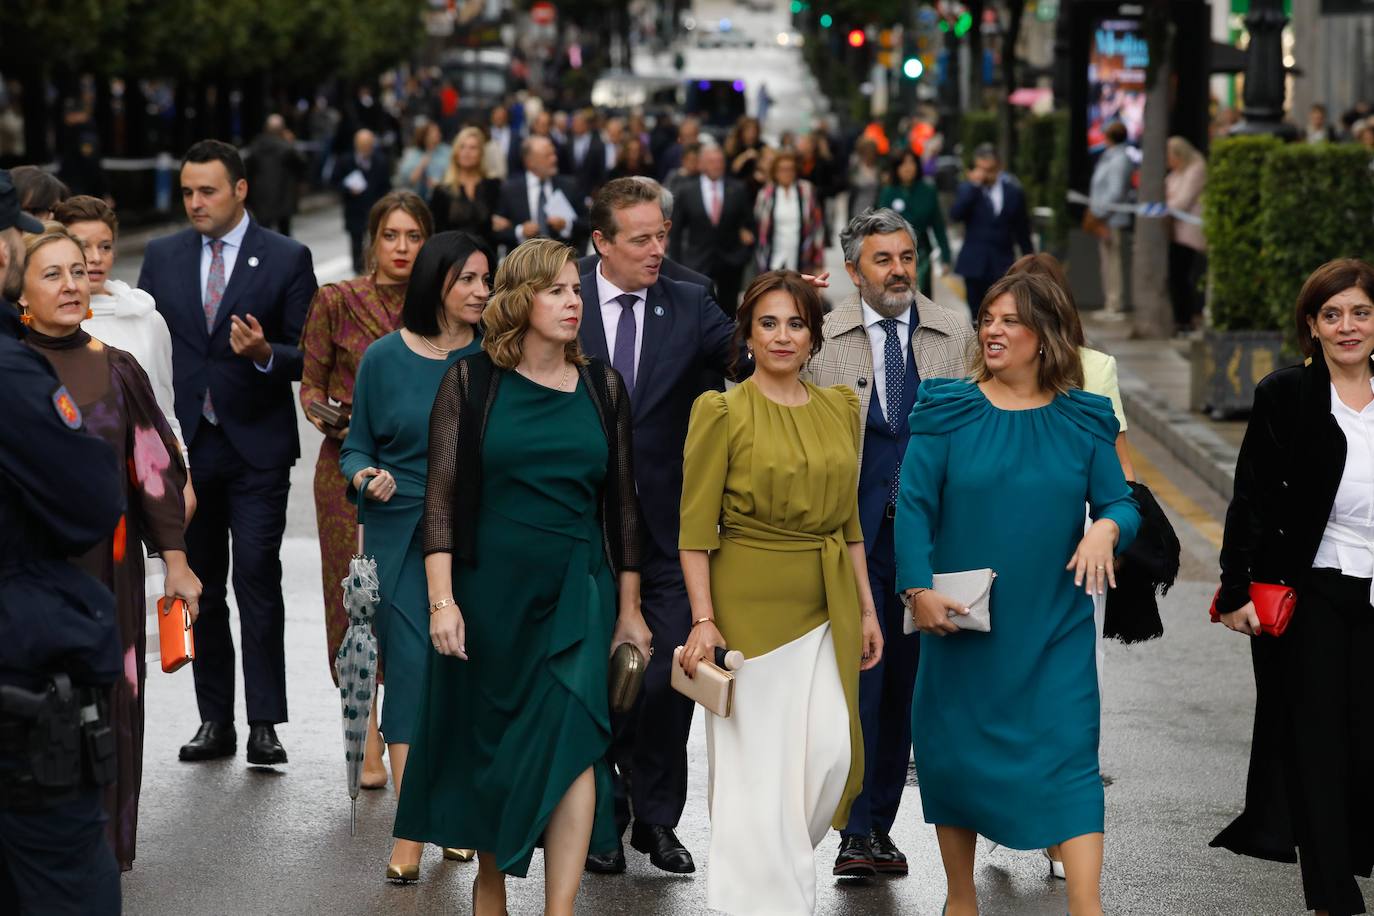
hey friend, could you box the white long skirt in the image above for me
[705,622,851,916]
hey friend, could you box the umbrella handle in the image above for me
[355,476,374,556]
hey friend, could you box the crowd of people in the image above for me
[3,92,1374,916]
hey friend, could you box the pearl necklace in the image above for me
[419,330,472,356]
[519,361,572,391]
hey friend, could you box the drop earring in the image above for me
[747,346,754,361]
[85,308,94,320]
[18,306,31,327]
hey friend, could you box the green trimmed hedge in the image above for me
[1259,144,1374,324]
[1206,136,1374,332]
[1204,136,1281,331]
[960,110,1001,168]
[1014,110,1070,252]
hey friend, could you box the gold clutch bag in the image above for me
[670,647,735,718]
[608,642,646,714]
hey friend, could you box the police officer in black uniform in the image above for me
[0,169,124,915]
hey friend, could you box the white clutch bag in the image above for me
[902,568,997,635]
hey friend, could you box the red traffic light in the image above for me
[847,28,866,48]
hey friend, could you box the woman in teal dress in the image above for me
[396,238,651,916]
[339,231,489,880]
[877,149,953,298]
[895,272,1139,916]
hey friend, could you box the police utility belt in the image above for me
[0,674,115,809]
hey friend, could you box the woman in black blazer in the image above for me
[1213,258,1374,916]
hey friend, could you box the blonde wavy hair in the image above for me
[970,271,1085,395]
[440,126,492,188]
[483,237,588,370]
[22,220,84,263]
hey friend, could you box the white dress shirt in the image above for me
[573,132,591,166]
[1314,380,1374,588]
[200,209,249,296]
[595,262,647,373]
[699,175,725,222]
[985,176,1005,216]
[518,171,572,242]
[770,184,801,270]
[860,301,913,419]
[199,211,271,372]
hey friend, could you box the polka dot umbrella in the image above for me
[334,478,380,836]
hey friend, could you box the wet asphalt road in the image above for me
[109,206,1341,916]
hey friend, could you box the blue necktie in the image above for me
[612,293,638,395]
[880,318,905,507]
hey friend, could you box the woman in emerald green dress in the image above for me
[877,149,953,298]
[339,231,490,880]
[396,238,651,916]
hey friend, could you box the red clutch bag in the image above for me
[158,596,196,673]
[1208,582,1297,636]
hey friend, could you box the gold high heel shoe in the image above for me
[385,861,419,884]
[443,847,476,862]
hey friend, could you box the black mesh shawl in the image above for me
[423,350,641,575]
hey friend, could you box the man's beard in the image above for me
[859,276,917,318]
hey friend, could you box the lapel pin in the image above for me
[653,305,664,317]
[248,256,260,267]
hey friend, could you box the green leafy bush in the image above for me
[1259,143,1374,326]
[1204,136,1282,330]
[960,110,1001,168]
[1014,110,1070,252]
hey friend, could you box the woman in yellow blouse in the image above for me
[678,270,884,916]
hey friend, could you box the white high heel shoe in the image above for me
[1043,848,1066,880]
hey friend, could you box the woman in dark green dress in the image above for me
[339,231,490,880]
[877,149,953,298]
[396,238,651,916]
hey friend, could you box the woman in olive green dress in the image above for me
[877,149,953,298]
[396,238,651,916]
[679,270,885,916]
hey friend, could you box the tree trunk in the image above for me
[1131,12,1174,339]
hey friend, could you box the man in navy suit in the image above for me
[949,144,1034,316]
[577,176,717,299]
[331,128,391,275]
[138,140,317,767]
[578,177,737,876]
[496,136,590,253]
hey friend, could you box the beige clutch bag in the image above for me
[902,568,997,635]
[670,647,735,718]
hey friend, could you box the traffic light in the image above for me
[902,56,924,79]
[819,13,833,28]
[847,28,865,48]
[953,11,973,37]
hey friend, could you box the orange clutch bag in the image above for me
[158,596,195,673]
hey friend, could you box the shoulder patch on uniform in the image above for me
[52,386,82,428]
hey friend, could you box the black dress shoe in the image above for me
[179,722,236,761]
[869,828,908,875]
[629,822,694,874]
[585,838,626,874]
[246,723,288,766]
[833,833,876,878]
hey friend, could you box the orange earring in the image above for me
[18,308,32,327]
[85,308,94,320]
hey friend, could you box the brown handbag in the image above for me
[608,642,646,713]
[306,400,351,434]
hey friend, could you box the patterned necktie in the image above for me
[612,293,638,395]
[880,318,905,507]
[536,182,549,234]
[202,239,226,423]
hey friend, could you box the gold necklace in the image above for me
[419,329,471,356]
[521,361,571,390]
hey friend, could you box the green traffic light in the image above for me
[819,13,833,27]
[790,0,802,12]
[938,20,950,32]
[954,11,973,36]
[902,57,923,79]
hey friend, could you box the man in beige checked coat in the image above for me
[804,208,974,880]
